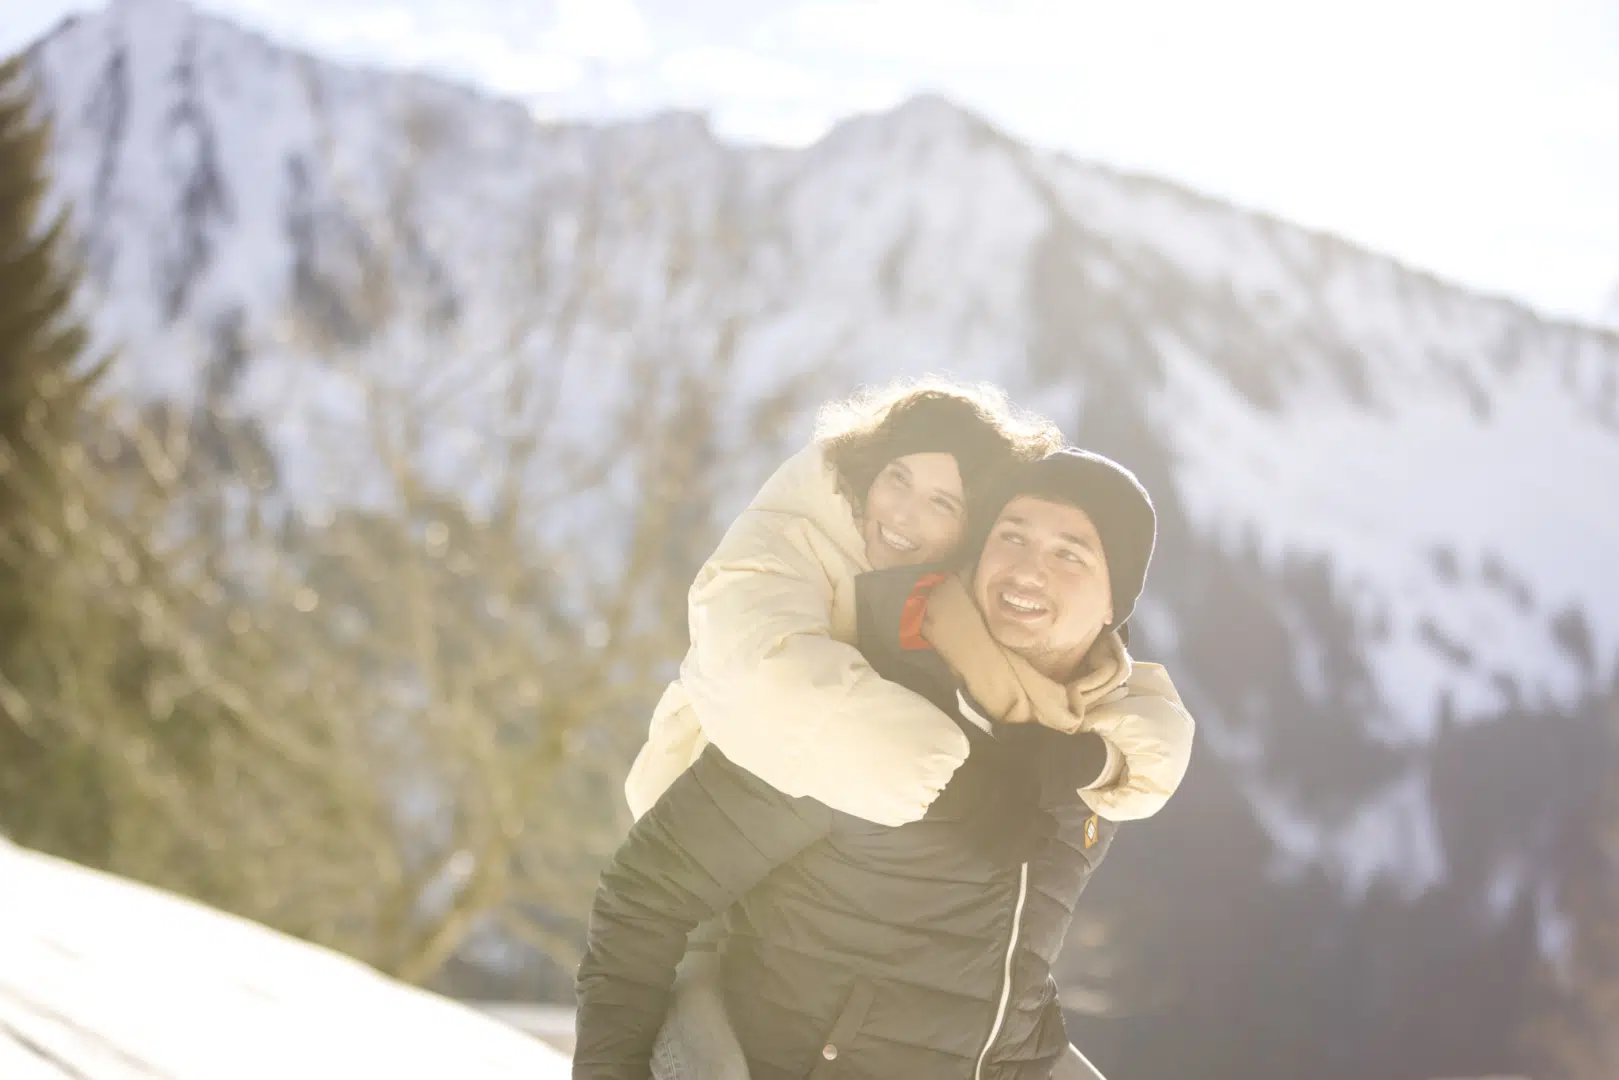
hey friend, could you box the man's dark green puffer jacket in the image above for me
[574,566,1119,1080]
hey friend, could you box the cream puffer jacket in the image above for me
[623,442,1196,826]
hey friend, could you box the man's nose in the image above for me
[1005,553,1046,588]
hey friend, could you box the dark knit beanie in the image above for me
[984,448,1157,626]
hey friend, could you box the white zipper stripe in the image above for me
[956,689,993,734]
[975,861,1030,1080]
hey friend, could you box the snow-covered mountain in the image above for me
[17,2,1619,1077]
[0,836,570,1078]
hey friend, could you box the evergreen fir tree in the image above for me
[0,56,94,491]
[1522,700,1619,1079]
[0,55,106,856]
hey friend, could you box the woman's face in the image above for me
[861,452,968,570]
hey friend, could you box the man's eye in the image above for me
[999,530,1024,545]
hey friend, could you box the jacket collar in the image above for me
[747,443,868,566]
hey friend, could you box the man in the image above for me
[574,449,1191,1080]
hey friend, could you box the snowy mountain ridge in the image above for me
[19,0,1619,905]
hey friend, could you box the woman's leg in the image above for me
[650,933,751,1080]
[1050,1043,1108,1080]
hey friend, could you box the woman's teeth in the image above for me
[878,524,918,552]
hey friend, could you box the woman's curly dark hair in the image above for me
[816,376,1064,530]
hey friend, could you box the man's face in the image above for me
[972,496,1114,681]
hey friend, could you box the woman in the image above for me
[627,376,1184,826]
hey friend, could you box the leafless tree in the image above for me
[5,74,804,987]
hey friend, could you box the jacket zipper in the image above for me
[975,861,1030,1080]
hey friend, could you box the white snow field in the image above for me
[0,837,571,1080]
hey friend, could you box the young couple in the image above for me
[574,378,1196,1080]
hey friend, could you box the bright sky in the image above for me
[4,0,1618,328]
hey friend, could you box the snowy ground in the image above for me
[0,837,570,1079]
